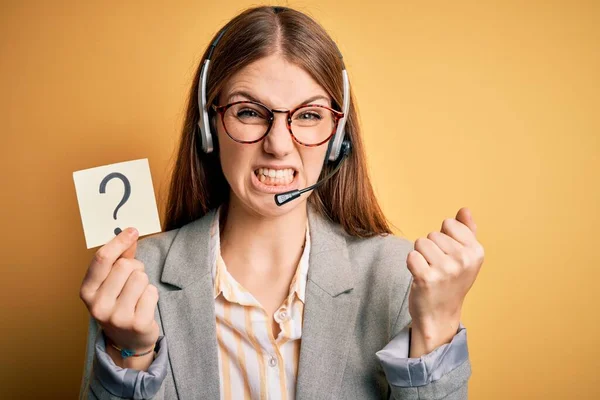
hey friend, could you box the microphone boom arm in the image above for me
[274,141,351,206]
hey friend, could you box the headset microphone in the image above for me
[274,140,351,206]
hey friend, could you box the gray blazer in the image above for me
[80,206,471,399]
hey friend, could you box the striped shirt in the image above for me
[209,206,311,400]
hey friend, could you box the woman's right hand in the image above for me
[79,227,159,361]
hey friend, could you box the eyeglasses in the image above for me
[212,100,345,147]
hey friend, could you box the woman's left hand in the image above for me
[406,207,484,336]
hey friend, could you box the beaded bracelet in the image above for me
[108,339,155,359]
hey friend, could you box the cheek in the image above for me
[216,129,247,183]
[216,129,266,190]
[218,148,235,181]
[302,149,327,184]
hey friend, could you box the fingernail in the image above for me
[129,228,139,238]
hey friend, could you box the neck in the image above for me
[219,197,308,277]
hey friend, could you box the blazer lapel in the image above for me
[296,206,359,400]
[158,209,221,400]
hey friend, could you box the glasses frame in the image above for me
[212,100,345,147]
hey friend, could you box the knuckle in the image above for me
[414,237,426,248]
[79,286,92,304]
[146,284,158,296]
[132,270,149,285]
[428,272,442,286]
[109,311,131,329]
[131,259,145,272]
[90,303,110,323]
[454,251,465,265]
[113,258,132,273]
[406,250,418,263]
[476,244,485,262]
[447,265,462,278]
[93,248,109,265]
[113,258,133,270]
[131,318,149,334]
[442,218,453,231]
[458,252,470,266]
[415,274,431,288]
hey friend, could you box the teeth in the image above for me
[255,167,295,186]
[256,168,294,178]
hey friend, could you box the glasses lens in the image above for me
[223,102,270,142]
[291,105,336,145]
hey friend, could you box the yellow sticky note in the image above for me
[72,158,162,249]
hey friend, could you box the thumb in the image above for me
[121,228,138,259]
[456,207,477,235]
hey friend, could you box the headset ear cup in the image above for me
[324,136,335,166]
[341,139,351,158]
[325,132,350,165]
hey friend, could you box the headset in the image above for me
[196,6,352,206]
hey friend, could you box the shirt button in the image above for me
[268,356,277,367]
[278,310,288,320]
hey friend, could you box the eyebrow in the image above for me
[225,90,331,107]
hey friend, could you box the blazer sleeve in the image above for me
[79,315,169,400]
[375,275,472,400]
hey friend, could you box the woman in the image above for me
[79,6,483,400]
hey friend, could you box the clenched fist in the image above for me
[407,207,484,337]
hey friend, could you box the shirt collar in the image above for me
[210,205,311,304]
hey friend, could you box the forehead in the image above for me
[220,54,330,108]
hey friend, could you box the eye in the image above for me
[297,111,322,120]
[237,108,261,119]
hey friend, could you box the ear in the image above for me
[209,113,219,150]
[210,115,218,139]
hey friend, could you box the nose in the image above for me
[262,111,295,157]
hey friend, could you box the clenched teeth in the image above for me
[254,168,296,186]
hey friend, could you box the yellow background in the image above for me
[1,1,598,398]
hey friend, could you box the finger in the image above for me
[426,231,462,256]
[121,237,138,260]
[115,270,149,315]
[456,207,477,236]
[440,217,477,247]
[134,285,159,329]
[83,228,139,294]
[95,258,145,304]
[414,237,446,266]
[406,249,432,282]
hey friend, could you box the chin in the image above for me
[252,194,306,216]
[231,191,307,219]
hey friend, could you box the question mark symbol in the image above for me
[99,172,131,235]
